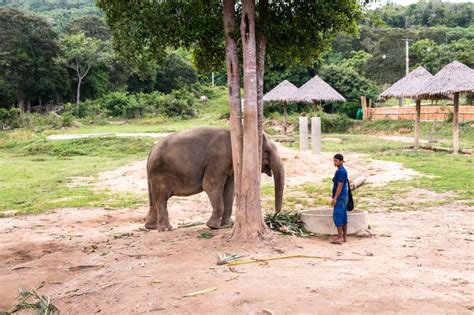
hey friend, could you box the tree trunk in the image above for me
[256,35,266,168]
[76,77,82,105]
[414,98,421,148]
[255,0,268,167]
[223,0,243,211]
[453,92,460,154]
[232,0,267,240]
[17,90,26,113]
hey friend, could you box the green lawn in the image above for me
[0,135,155,215]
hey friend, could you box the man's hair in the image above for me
[334,153,344,161]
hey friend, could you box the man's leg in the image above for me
[342,224,347,242]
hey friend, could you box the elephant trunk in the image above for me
[270,150,285,213]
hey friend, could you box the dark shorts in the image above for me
[333,197,348,227]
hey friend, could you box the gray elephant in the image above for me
[145,127,285,231]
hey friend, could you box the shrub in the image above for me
[0,108,21,129]
[319,112,354,133]
[101,92,143,118]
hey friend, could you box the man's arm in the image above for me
[331,182,344,206]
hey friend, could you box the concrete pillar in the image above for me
[311,117,321,155]
[299,116,308,151]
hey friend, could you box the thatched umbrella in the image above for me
[288,75,346,112]
[417,61,474,154]
[263,80,298,135]
[379,66,434,147]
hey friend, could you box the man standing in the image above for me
[331,153,349,244]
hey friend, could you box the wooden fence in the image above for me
[369,105,474,122]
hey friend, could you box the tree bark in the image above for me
[223,0,243,211]
[17,90,26,113]
[76,77,82,105]
[256,0,268,167]
[256,35,267,167]
[232,0,267,240]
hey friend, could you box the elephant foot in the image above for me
[220,218,234,228]
[144,218,158,230]
[157,223,173,232]
[206,217,222,230]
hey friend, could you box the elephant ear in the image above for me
[263,164,272,176]
[262,150,272,176]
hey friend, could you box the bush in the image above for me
[319,112,354,133]
[0,108,21,129]
[101,92,144,119]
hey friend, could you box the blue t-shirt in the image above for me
[332,166,348,199]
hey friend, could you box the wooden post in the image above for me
[361,96,367,120]
[299,116,308,151]
[414,98,421,148]
[283,103,288,136]
[311,117,321,155]
[368,98,372,120]
[453,92,460,154]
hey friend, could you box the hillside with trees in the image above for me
[0,0,472,125]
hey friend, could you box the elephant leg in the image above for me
[156,196,173,232]
[146,180,172,231]
[205,190,225,229]
[145,179,158,229]
[221,179,234,227]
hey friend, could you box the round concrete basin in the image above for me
[300,208,368,235]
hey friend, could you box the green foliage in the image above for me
[97,0,362,71]
[376,2,473,28]
[264,211,307,236]
[66,15,111,40]
[411,38,474,73]
[0,108,21,128]
[101,92,142,119]
[0,0,101,32]
[0,7,67,109]
[155,52,198,93]
[319,65,379,118]
[319,112,353,133]
[56,32,113,102]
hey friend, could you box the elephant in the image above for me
[145,127,285,231]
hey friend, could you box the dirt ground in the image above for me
[1,144,473,314]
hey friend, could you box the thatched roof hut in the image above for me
[417,61,474,154]
[379,66,434,101]
[263,80,298,102]
[263,80,299,136]
[417,61,474,97]
[289,75,346,103]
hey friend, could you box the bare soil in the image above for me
[1,145,473,314]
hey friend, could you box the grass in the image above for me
[0,133,153,214]
[375,151,474,200]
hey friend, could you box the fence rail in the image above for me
[370,105,474,122]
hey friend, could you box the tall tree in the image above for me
[0,7,64,111]
[98,0,361,240]
[56,32,112,104]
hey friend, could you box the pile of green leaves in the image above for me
[264,211,308,237]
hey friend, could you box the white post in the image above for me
[299,116,308,152]
[212,72,215,86]
[311,117,321,155]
